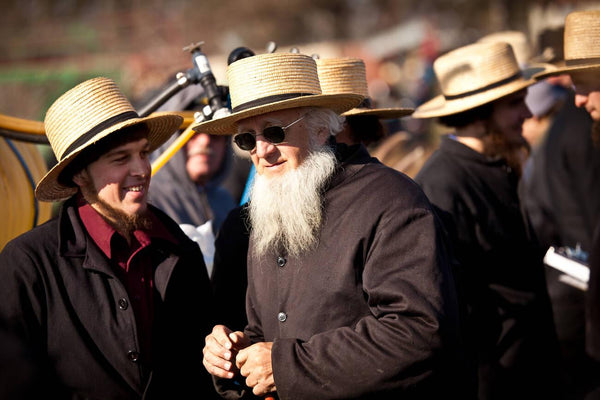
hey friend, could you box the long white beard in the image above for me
[248,146,337,257]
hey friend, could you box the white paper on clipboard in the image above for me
[544,246,590,290]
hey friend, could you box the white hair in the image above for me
[302,107,346,139]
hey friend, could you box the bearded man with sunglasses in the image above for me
[197,53,474,400]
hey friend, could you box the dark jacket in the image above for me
[520,90,600,252]
[211,204,250,332]
[415,136,562,399]
[219,144,473,400]
[0,198,219,399]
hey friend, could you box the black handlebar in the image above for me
[137,42,256,120]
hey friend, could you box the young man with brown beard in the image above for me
[198,52,474,400]
[0,77,219,399]
[534,10,600,397]
[412,41,563,399]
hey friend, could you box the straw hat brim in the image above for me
[342,107,414,118]
[191,93,364,135]
[413,64,550,119]
[413,78,534,119]
[534,63,600,80]
[35,112,182,202]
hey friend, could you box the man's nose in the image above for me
[254,135,275,158]
[131,157,150,177]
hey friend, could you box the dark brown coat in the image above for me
[222,145,473,400]
[0,198,219,399]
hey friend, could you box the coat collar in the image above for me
[327,140,376,190]
[439,134,508,166]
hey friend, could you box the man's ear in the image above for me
[71,168,87,187]
[317,126,330,143]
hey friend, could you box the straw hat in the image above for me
[316,57,413,118]
[190,53,364,135]
[36,77,183,202]
[413,41,544,119]
[534,10,600,80]
[478,30,532,66]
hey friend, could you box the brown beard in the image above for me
[481,128,530,178]
[78,174,152,238]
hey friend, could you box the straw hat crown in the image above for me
[534,9,600,79]
[437,42,519,97]
[36,77,182,201]
[413,41,536,118]
[565,10,600,65]
[478,30,531,66]
[317,58,370,98]
[191,53,364,135]
[564,10,600,63]
[316,57,413,118]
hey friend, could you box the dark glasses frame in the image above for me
[233,114,306,151]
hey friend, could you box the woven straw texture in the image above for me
[191,53,364,135]
[478,30,531,66]
[317,57,413,118]
[36,77,182,202]
[317,58,369,97]
[413,42,536,118]
[229,54,322,109]
[535,10,600,79]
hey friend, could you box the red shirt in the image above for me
[78,197,176,364]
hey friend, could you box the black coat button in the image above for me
[277,256,286,267]
[277,312,287,322]
[127,350,140,362]
[118,298,128,310]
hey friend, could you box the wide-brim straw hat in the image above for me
[413,41,546,119]
[190,53,364,135]
[36,77,183,202]
[534,10,600,80]
[478,30,532,66]
[316,57,413,118]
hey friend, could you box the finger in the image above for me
[203,345,235,371]
[252,385,267,397]
[211,325,234,349]
[235,348,249,371]
[204,334,234,361]
[252,381,276,397]
[228,331,243,344]
[229,331,253,350]
[202,355,235,379]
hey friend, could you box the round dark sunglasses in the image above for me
[233,115,306,151]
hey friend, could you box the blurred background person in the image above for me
[413,41,563,400]
[315,56,414,148]
[316,56,437,179]
[533,9,600,398]
[145,82,251,275]
[479,28,600,398]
